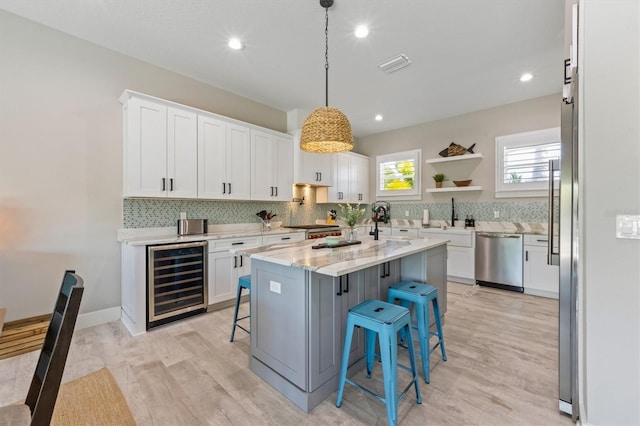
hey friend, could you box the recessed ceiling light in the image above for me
[228,38,244,50]
[375,114,383,121]
[520,73,533,82]
[355,25,369,38]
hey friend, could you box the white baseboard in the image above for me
[524,288,559,299]
[448,276,475,285]
[76,306,121,330]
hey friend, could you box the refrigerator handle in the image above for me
[548,159,560,265]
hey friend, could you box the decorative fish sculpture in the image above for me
[438,142,476,157]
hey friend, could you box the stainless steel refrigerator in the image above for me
[549,2,579,419]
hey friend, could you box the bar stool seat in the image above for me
[336,299,421,426]
[230,275,251,342]
[388,281,447,384]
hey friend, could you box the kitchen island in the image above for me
[233,235,448,412]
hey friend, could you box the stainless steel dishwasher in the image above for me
[475,232,524,292]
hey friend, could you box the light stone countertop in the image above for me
[118,222,305,246]
[232,234,448,277]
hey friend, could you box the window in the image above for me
[376,149,422,200]
[495,127,560,197]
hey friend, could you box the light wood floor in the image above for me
[0,283,574,425]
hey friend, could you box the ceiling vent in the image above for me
[378,54,412,74]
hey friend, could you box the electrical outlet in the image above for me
[494,211,500,218]
[405,210,409,217]
[269,281,281,294]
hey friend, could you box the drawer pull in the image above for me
[231,242,245,246]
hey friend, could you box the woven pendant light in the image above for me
[300,0,353,153]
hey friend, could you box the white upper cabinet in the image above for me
[167,107,198,198]
[121,90,292,202]
[251,130,293,201]
[198,116,251,200]
[291,130,334,186]
[122,94,198,198]
[350,154,370,204]
[316,152,370,204]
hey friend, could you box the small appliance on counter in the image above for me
[177,219,208,236]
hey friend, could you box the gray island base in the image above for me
[234,235,448,412]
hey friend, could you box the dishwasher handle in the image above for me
[477,232,522,239]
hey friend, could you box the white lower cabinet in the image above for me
[208,236,261,305]
[523,235,559,299]
[262,232,305,244]
[419,228,475,283]
[390,228,419,238]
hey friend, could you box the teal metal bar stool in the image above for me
[388,281,447,384]
[230,274,251,342]
[336,299,421,426]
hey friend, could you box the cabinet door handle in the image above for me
[525,250,529,262]
[275,187,278,197]
[228,183,231,194]
[344,275,349,293]
[162,178,166,191]
[336,276,343,296]
[233,256,237,268]
[319,172,322,181]
[169,178,174,191]
[386,262,391,277]
[270,186,274,196]
[380,264,385,278]
[239,256,243,267]
[315,172,319,181]
[223,182,226,194]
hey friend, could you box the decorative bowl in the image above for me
[453,179,472,187]
[325,237,340,246]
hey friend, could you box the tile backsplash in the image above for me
[123,187,552,228]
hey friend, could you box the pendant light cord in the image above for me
[325,6,329,107]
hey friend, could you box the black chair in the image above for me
[0,270,84,426]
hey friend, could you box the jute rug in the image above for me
[51,367,136,425]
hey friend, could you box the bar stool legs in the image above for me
[388,281,447,384]
[336,299,421,426]
[230,275,251,342]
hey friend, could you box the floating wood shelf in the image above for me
[426,186,483,193]
[425,153,483,164]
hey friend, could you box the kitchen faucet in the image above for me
[370,205,387,240]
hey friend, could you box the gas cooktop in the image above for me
[283,224,339,229]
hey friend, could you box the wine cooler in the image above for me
[147,241,208,329]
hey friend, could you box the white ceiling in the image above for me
[0,0,565,137]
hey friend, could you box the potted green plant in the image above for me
[433,173,446,188]
[338,203,366,242]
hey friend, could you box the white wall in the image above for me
[580,1,640,424]
[356,94,561,203]
[0,11,286,322]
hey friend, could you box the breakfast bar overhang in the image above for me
[233,235,448,412]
